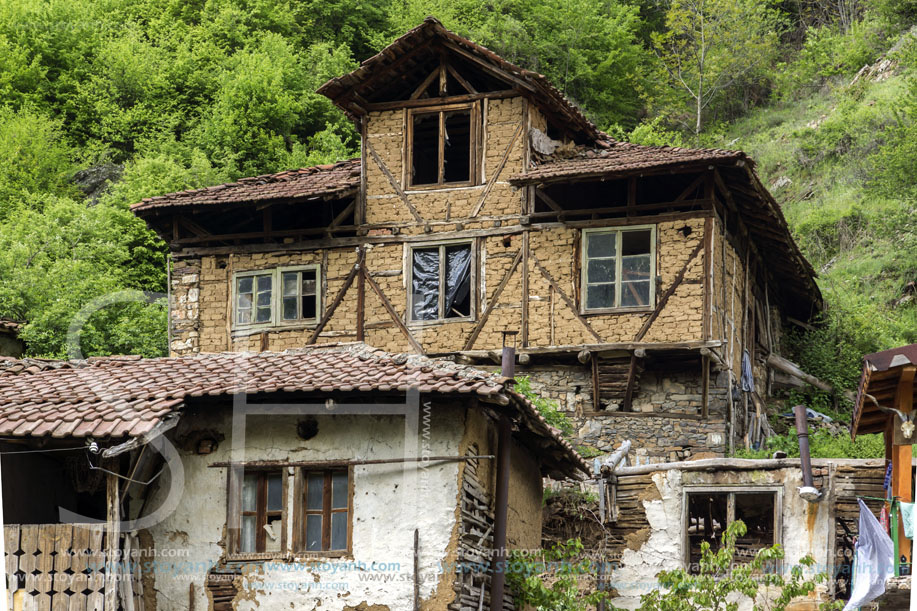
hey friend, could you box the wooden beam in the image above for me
[633,240,704,342]
[675,175,705,203]
[364,89,517,112]
[622,355,639,411]
[409,66,441,99]
[356,254,365,343]
[104,473,120,611]
[463,249,523,350]
[446,63,477,94]
[362,267,425,354]
[521,231,530,347]
[366,140,424,223]
[534,188,564,212]
[531,254,603,343]
[471,122,524,217]
[893,366,916,561]
[308,250,363,344]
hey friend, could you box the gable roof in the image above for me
[317,17,604,142]
[0,344,588,477]
[131,160,360,214]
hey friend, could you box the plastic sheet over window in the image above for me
[411,248,440,320]
[444,245,471,318]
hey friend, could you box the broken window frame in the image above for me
[404,102,480,190]
[580,226,656,314]
[227,466,289,557]
[683,486,782,573]
[406,240,476,324]
[231,265,323,332]
[295,468,352,554]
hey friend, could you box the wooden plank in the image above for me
[471,122,524,217]
[364,89,517,111]
[894,365,916,561]
[531,254,603,343]
[308,249,363,345]
[521,231,529,347]
[622,355,639,411]
[366,141,424,223]
[633,240,704,342]
[4,525,20,576]
[463,249,522,351]
[104,474,120,611]
[362,267,425,354]
[356,255,365,342]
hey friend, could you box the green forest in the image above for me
[1,0,916,450]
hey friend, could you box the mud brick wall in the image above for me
[169,258,202,355]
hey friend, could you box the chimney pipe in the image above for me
[794,405,822,502]
[491,339,516,610]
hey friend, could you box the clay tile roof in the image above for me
[0,344,587,475]
[130,159,361,213]
[0,318,21,335]
[509,141,746,184]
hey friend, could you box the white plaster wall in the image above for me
[608,468,833,610]
[145,406,465,611]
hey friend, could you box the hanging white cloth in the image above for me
[844,499,895,611]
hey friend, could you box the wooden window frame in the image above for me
[404,102,480,190]
[293,467,354,557]
[682,486,782,571]
[231,264,322,332]
[227,466,289,558]
[580,225,657,314]
[406,240,476,325]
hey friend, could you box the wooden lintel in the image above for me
[365,89,517,112]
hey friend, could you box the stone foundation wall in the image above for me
[520,362,731,463]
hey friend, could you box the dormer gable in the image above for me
[317,17,603,145]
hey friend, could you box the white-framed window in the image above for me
[408,241,474,323]
[581,226,656,312]
[233,265,321,329]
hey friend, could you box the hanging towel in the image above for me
[843,499,895,611]
[901,502,915,539]
[740,350,755,392]
[880,505,890,534]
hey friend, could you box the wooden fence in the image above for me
[3,524,144,611]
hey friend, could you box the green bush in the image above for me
[735,430,885,459]
[514,376,575,438]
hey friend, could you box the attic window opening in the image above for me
[408,104,477,188]
[409,242,473,322]
[582,226,655,312]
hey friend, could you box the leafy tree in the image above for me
[507,538,608,611]
[638,521,840,611]
[651,0,783,135]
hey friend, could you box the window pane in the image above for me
[242,473,258,512]
[587,259,615,284]
[301,269,316,295]
[622,229,651,256]
[241,516,256,553]
[443,111,471,183]
[412,112,440,185]
[622,254,651,281]
[306,473,324,510]
[257,275,272,293]
[586,284,615,310]
[621,281,650,307]
[267,473,283,511]
[302,295,317,320]
[255,306,272,323]
[331,512,348,550]
[411,247,440,321]
[265,516,282,553]
[282,296,298,320]
[331,471,348,509]
[587,233,616,258]
[306,514,323,551]
[256,290,272,307]
[282,272,298,297]
[236,306,251,325]
[444,244,471,318]
[237,277,253,294]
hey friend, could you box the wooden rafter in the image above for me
[362,267,425,354]
[366,140,424,223]
[531,254,603,343]
[471,121,524,217]
[463,248,523,350]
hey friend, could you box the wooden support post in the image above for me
[521,231,529,347]
[356,252,365,343]
[701,356,710,419]
[104,473,120,611]
[893,366,916,562]
[622,355,639,411]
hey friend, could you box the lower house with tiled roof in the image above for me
[0,343,586,611]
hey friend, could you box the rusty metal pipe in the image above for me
[491,346,514,611]
[794,405,821,501]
